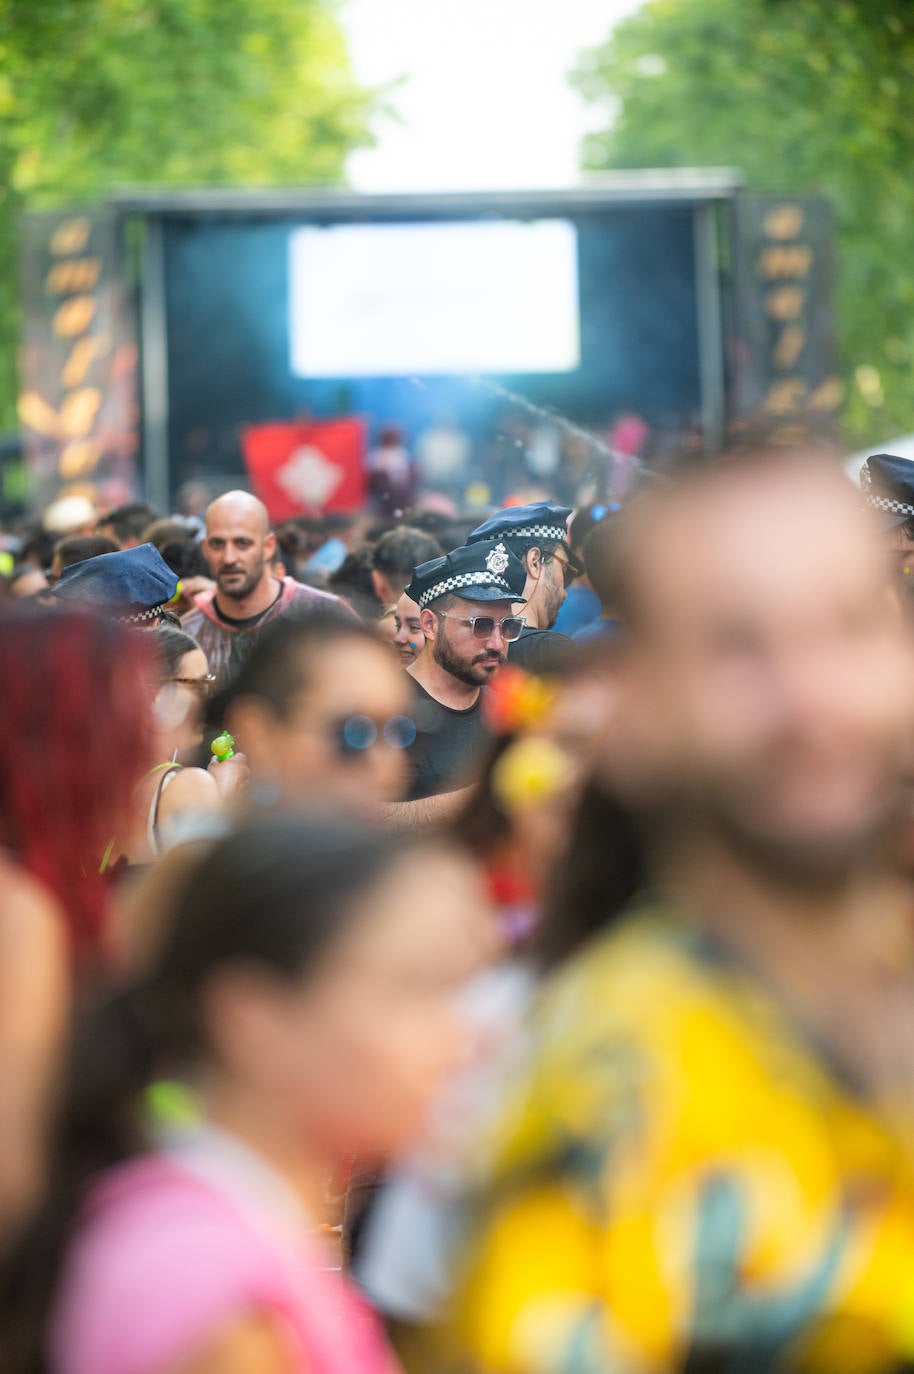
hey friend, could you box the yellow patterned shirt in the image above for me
[426,907,914,1374]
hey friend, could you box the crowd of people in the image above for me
[4,445,914,1372]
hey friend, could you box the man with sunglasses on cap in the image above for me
[387,540,528,827]
[466,500,580,673]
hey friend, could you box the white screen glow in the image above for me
[288,218,581,378]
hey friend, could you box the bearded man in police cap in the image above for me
[466,500,580,672]
[384,539,527,829]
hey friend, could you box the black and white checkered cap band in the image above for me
[120,603,166,624]
[865,494,914,519]
[501,523,568,545]
[419,570,516,610]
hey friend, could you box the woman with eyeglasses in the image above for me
[107,627,248,872]
[225,610,414,821]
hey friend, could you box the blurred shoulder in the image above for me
[168,1312,296,1374]
[508,627,573,674]
[528,905,805,1119]
[180,605,206,636]
[52,1156,276,1374]
[161,766,221,814]
[284,579,355,616]
[483,910,758,1186]
[538,905,706,1036]
[0,856,67,972]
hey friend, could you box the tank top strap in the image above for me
[98,763,186,873]
[148,764,184,855]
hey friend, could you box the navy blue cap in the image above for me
[406,540,527,611]
[860,453,914,530]
[466,500,583,574]
[53,542,179,621]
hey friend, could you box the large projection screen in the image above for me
[160,202,703,496]
[288,220,581,378]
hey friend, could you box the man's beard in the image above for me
[434,629,505,687]
[217,562,263,601]
[542,568,565,629]
[711,802,891,891]
[646,777,898,893]
[545,585,564,630]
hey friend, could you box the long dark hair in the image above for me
[0,813,406,1373]
[454,739,645,972]
[146,624,201,681]
[451,732,515,860]
[533,774,644,972]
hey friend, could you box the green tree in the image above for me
[573,0,914,444]
[0,0,375,429]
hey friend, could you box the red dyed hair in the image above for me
[0,606,154,962]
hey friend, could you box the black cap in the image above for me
[54,542,179,622]
[406,540,527,611]
[466,500,583,575]
[860,453,914,530]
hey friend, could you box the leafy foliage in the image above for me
[0,0,374,428]
[573,0,914,444]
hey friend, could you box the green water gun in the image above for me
[210,731,236,762]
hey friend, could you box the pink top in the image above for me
[51,1132,402,1374]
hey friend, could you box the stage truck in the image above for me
[18,172,838,514]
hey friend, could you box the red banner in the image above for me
[242,417,366,520]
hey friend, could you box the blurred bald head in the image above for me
[206,490,270,537]
[616,453,887,634]
[203,490,277,604]
[604,452,914,884]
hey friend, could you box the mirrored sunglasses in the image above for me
[439,614,526,642]
[333,714,418,759]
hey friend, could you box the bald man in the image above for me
[182,491,344,689]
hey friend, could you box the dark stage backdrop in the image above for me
[160,205,702,494]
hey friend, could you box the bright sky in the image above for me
[341,0,645,192]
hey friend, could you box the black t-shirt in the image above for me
[508,625,573,674]
[211,582,283,630]
[405,678,490,801]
